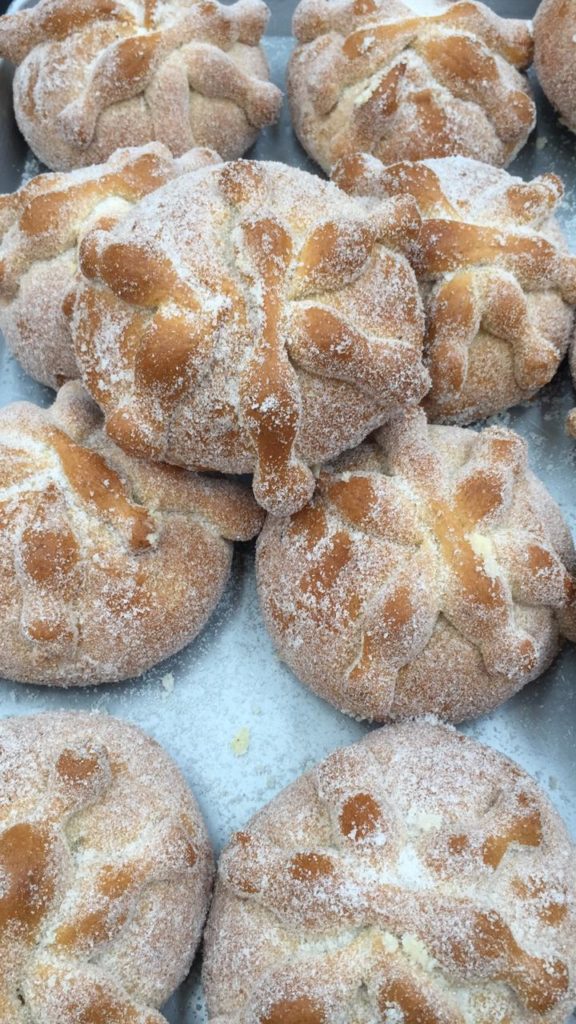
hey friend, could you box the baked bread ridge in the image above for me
[534,0,576,135]
[256,406,576,723]
[203,720,576,1024]
[287,0,535,175]
[0,710,214,1024]
[68,157,430,516]
[0,143,221,389]
[333,152,576,424]
[0,0,282,171]
[0,380,264,686]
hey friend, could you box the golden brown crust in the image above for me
[0,143,220,389]
[0,380,263,686]
[256,407,576,722]
[0,0,282,171]
[68,158,429,515]
[0,711,213,1024]
[333,153,576,423]
[534,0,576,135]
[203,721,576,1023]
[287,0,535,174]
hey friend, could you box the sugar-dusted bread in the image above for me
[0,711,213,1024]
[257,408,576,722]
[0,381,263,686]
[0,144,219,390]
[334,153,576,424]
[204,721,576,1024]
[287,0,535,174]
[68,158,429,515]
[534,0,576,135]
[0,0,282,171]
[568,343,576,437]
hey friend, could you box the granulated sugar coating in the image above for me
[0,12,575,1024]
[287,0,535,174]
[0,143,219,389]
[69,158,429,515]
[333,153,576,424]
[203,721,576,1023]
[0,380,263,686]
[0,0,282,171]
[257,408,576,722]
[0,711,213,1024]
[534,0,576,138]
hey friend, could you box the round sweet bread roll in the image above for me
[333,153,576,424]
[534,0,576,135]
[0,0,282,172]
[287,0,536,175]
[203,721,576,1024]
[0,711,213,1024]
[0,381,263,686]
[256,407,576,722]
[0,143,220,390]
[68,158,429,516]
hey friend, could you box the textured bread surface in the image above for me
[333,153,576,424]
[0,143,219,389]
[69,158,429,515]
[288,0,535,174]
[203,720,576,1023]
[568,340,576,437]
[257,407,576,722]
[0,380,263,686]
[0,710,213,1024]
[534,0,576,135]
[0,0,282,171]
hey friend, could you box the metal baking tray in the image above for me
[1,1,575,1020]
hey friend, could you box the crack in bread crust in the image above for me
[288,0,535,173]
[68,159,429,515]
[203,722,576,1023]
[0,0,282,171]
[0,712,213,1024]
[333,153,576,424]
[256,407,576,722]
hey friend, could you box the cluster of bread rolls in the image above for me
[0,0,575,1021]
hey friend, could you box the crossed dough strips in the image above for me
[257,407,576,722]
[0,143,219,388]
[68,158,429,515]
[0,381,263,685]
[287,0,535,174]
[203,721,576,1023]
[333,152,576,423]
[0,712,213,1024]
[0,0,282,170]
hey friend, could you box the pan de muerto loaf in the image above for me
[203,721,576,1024]
[0,0,282,171]
[0,711,213,1024]
[534,0,576,136]
[334,153,576,424]
[256,408,576,722]
[287,0,535,174]
[69,158,429,515]
[0,143,219,390]
[0,381,263,686]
